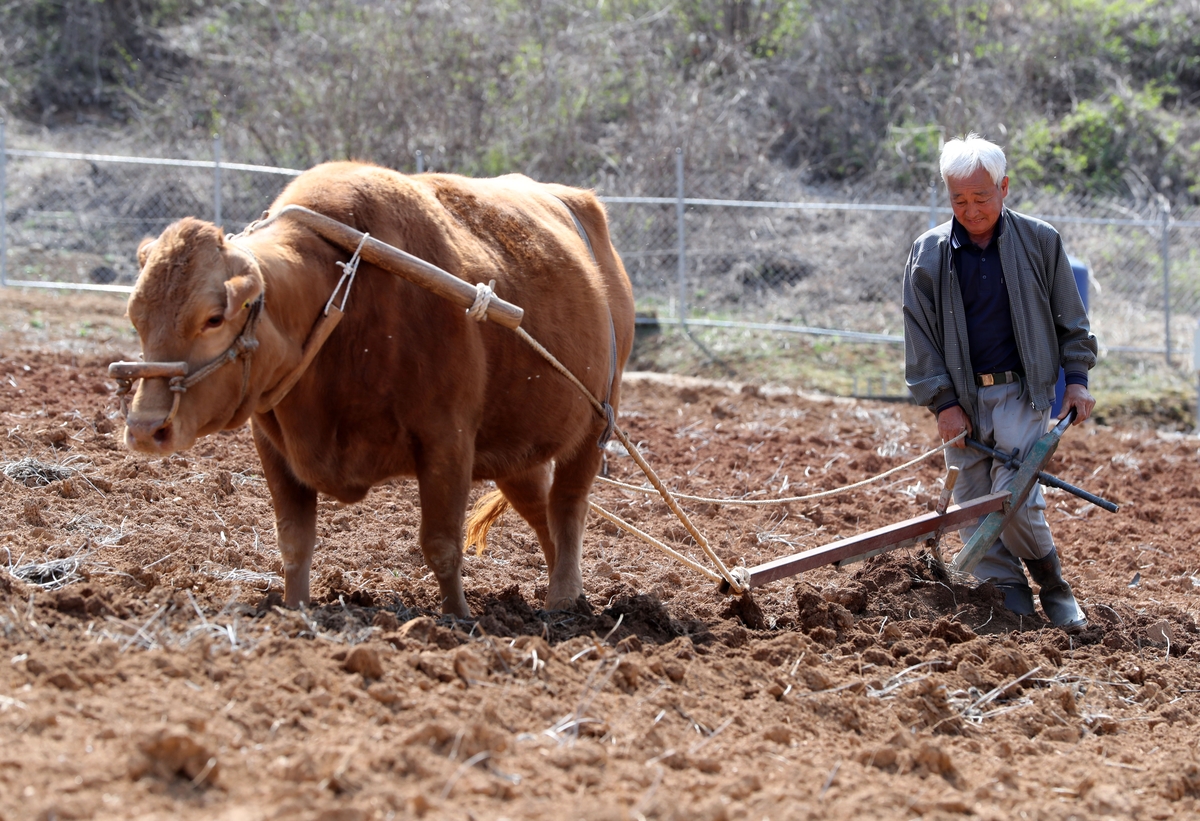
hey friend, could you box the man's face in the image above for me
[946,166,1008,246]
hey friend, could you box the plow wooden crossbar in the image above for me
[718,491,1010,593]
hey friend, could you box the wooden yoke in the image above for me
[259,205,525,330]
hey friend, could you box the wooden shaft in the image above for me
[274,205,525,329]
[722,491,1009,591]
[935,465,960,515]
[109,361,187,379]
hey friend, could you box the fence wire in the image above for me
[2,130,1198,365]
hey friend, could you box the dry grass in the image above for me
[4,544,103,591]
[97,593,260,654]
[1,455,81,487]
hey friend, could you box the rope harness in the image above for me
[111,296,264,426]
[325,231,369,315]
[595,432,966,507]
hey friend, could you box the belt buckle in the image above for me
[980,373,995,387]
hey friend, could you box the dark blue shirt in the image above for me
[952,214,1023,377]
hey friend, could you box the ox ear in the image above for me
[136,237,157,270]
[223,275,263,321]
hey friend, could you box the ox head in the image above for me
[117,218,265,454]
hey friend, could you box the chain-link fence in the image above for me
[0,133,299,291]
[2,123,1198,366]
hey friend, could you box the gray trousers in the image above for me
[946,380,1056,586]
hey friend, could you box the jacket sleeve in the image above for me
[903,240,956,409]
[1047,234,1099,375]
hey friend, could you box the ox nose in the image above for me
[125,411,175,452]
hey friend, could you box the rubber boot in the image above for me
[995,582,1035,616]
[1023,552,1087,632]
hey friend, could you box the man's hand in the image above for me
[937,405,972,448]
[1058,384,1095,425]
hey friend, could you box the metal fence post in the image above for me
[213,135,223,228]
[416,150,424,174]
[1161,199,1171,365]
[0,119,7,287]
[1194,325,1200,432]
[675,147,686,323]
[928,178,938,230]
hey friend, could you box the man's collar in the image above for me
[950,210,1005,250]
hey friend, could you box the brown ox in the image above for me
[119,162,634,617]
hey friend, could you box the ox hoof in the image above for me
[545,593,592,615]
[441,596,472,620]
[254,591,285,614]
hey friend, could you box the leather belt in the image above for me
[975,370,1021,387]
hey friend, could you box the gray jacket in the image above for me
[903,208,1098,421]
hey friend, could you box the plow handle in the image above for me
[964,438,1118,513]
[1035,471,1119,513]
[965,408,1119,514]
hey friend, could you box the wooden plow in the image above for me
[720,411,1120,594]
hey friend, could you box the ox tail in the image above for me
[465,489,511,556]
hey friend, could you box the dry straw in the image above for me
[4,543,104,591]
[1,455,80,487]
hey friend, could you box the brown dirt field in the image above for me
[2,288,1200,821]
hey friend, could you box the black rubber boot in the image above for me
[1023,552,1087,632]
[995,581,1035,616]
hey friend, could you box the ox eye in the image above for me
[205,315,224,329]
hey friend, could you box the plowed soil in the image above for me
[2,289,1199,821]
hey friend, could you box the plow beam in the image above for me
[718,491,1008,593]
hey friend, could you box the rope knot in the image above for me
[326,232,369,316]
[597,401,616,448]
[727,566,751,595]
[466,280,497,322]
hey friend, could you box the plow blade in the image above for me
[720,491,1009,593]
[951,412,1076,574]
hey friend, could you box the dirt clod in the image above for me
[342,646,384,679]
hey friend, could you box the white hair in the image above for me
[940,133,1007,186]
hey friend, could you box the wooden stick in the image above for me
[935,465,960,515]
[723,491,1009,591]
[108,361,187,379]
[268,205,524,329]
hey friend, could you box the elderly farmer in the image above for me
[902,133,1098,632]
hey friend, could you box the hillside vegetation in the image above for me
[3,0,1199,201]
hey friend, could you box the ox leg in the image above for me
[545,445,604,611]
[495,464,557,572]
[254,429,317,607]
[416,455,473,619]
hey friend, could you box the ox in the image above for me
[116,162,635,618]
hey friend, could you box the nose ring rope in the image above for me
[112,229,371,431]
[111,296,264,429]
